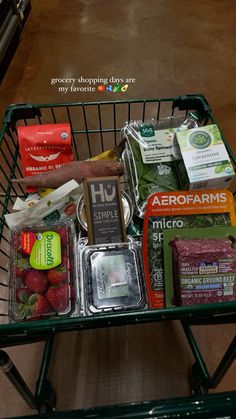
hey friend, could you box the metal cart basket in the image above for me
[0,95,236,417]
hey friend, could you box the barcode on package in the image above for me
[224,285,233,296]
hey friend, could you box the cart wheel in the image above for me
[189,363,208,396]
[38,380,56,414]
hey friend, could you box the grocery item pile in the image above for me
[6,117,236,321]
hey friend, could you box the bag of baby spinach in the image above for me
[122,117,199,218]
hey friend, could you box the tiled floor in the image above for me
[0,0,236,417]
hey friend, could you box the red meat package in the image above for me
[18,123,74,192]
[171,238,236,305]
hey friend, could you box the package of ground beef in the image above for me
[143,190,236,309]
[171,238,236,305]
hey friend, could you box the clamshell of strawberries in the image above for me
[9,220,76,321]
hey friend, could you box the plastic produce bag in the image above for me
[122,116,199,217]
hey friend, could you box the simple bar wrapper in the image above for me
[142,189,236,309]
[83,177,127,245]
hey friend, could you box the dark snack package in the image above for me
[83,177,127,245]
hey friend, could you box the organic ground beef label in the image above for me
[172,238,236,305]
[142,189,236,309]
[163,227,236,307]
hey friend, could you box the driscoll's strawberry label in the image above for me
[29,231,61,270]
[18,123,74,192]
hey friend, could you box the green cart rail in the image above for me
[16,391,236,419]
[0,95,235,416]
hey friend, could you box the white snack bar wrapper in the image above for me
[12,197,29,211]
[13,193,40,211]
[5,180,82,229]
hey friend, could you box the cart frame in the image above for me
[0,95,236,416]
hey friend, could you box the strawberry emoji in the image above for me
[47,265,67,286]
[18,293,53,320]
[46,283,69,312]
[24,270,48,294]
[15,255,31,278]
[56,227,68,247]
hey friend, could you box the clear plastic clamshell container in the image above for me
[9,220,77,321]
[80,241,146,314]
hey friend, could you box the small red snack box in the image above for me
[171,238,236,306]
[17,123,74,192]
[9,220,77,321]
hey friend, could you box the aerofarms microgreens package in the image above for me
[142,189,236,309]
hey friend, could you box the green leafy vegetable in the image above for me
[128,137,180,210]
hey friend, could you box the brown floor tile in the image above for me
[0,343,44,418]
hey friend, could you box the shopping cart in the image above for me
[0,95,235,417]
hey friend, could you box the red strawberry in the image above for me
[47,264,67,285]
[46,283,69,312]
[18,293,53,320]
[17,231,31,256]
[12,234,27,256]
[24,270,48,294]
[56,227,68,247]
[61,250,72,272]
[69,285,75,300]
[29,294,53,319]
[15,255,31,278]
[61,252,68,267]
[16,288,31,303]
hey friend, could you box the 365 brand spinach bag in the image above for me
[122,117,198,218]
